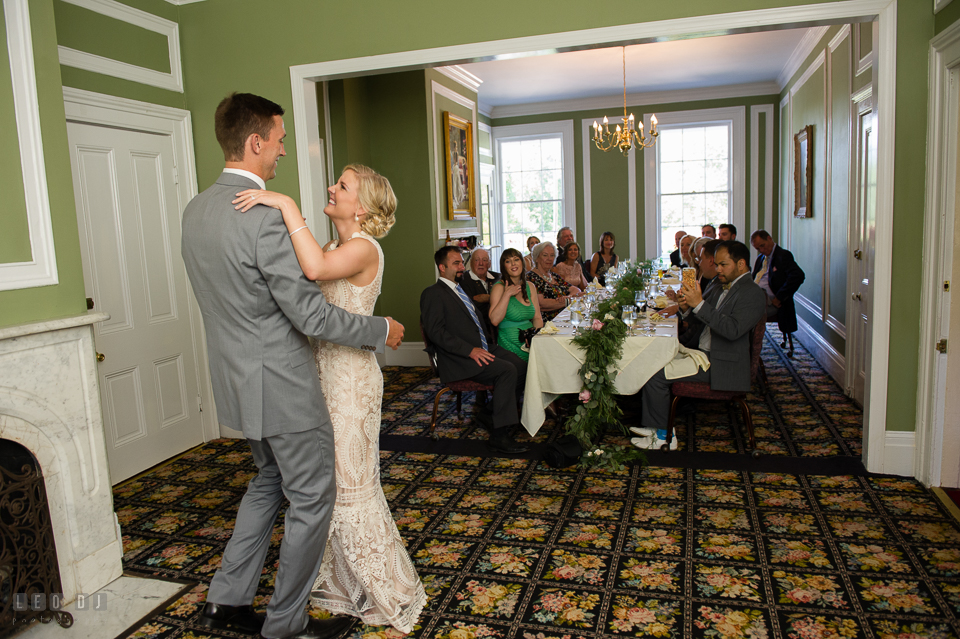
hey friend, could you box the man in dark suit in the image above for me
[421,246,529,454]
[669,230,688,267]
[460,248,499,333]
[633,241,766,450]
[182,93,402,639]
[750,229,805,336]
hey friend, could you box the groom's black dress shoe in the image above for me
[197,602,265,634]
[261,615,357,639]
[488,426,529,454]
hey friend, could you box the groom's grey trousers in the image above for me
[208,428,336,638]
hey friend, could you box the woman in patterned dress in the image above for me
[526,241,582,322]
[489,248,542,361]
[233,164,425,634]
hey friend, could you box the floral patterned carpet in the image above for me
[116,441,960,639]
[110,331,960,638]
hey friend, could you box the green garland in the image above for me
[564,261,654,471]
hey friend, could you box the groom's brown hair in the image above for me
[214,92,284,162]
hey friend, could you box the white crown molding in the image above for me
[1,0,59,291]
[164,0,206,4]
[778,25,830,89]
[435,65,483,93]
[935,0,953,13]
[487,82,780,120]
[57,0,183,92]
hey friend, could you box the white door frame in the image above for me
[290,0,899,474]
[916,22,960,487]
[62,87,220,443]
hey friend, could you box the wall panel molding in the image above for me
[750,104,775,246]
[796,316,845,384]
[57,0,183,92]
[431,81,479,239]
[0,0,58,291]
[824,25,851,339]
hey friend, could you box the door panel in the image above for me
[68,121,203,483]
[849,102,875,406]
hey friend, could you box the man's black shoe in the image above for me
[261,614,357,639]
[488,427,529,454]
[198,602,265,634]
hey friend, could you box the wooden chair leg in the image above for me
[737,398,756,452]
[431,387,450,436]
[666,395,682,451]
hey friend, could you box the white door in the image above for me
[67,121,203,483]
[847,99,876,406]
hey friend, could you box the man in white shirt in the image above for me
[632,241,766,450]
[460,248,500,330]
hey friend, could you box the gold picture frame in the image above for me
[794,124,813,218]
[443,111,476,220]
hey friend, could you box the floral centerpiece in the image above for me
[566,260,655,471]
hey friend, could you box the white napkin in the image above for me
[539,321,559,335]
[664,344,711,380]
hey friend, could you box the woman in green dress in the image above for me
[489,248,543,361]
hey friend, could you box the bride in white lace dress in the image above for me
[234,164,426,633]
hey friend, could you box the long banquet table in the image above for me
[521,309,681,435]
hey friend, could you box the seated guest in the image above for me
[528,241,581,322]
[421,247,529,454]
[553,241,589,290]
[718,223,737,241]
[750,229,805,337]
[460,248,500,332]
[678,234,695,267]
[555,226,590,281]
[489,248,542,362]
[589,231,618,285]
[702,223,717,239]
[669,230,687,267]
[631,241,766,450]
[677,239,723,346]
[661,238,720,320]
[523,235,540,271]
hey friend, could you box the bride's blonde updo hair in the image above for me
[344,163,397,239]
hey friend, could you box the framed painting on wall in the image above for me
[794,124,813,218]
[443,111,476,220]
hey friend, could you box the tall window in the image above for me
[643,107,744,259]
[498,136,563,253]
[657,124,731,252]
[492,121,575,260]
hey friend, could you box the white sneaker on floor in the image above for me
[629,426,656,438]
[630,436,654,450]
[653,437,679,451]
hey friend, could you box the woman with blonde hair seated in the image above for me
[527,241,581,322]
[523,235,540,271]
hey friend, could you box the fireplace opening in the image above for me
[0,439,73,634]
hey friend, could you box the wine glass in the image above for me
[570,309,583,335]
[621,308,635,335]
[634,290,645,310]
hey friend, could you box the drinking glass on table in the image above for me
[621,308,635,335]
[570,309,583,335]
[634,290,645,310]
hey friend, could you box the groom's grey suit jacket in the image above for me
[182,172,387,440]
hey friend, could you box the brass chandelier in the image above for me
[592,47,658,155]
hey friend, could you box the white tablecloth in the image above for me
[521,311,681,435]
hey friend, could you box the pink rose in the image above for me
[591,319,604,330]
[579,390,591,402]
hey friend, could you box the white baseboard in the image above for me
[376,341,430,367]
[882,430,916,477]
[794,317,846,386]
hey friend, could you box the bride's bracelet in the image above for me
[289,225,308,237]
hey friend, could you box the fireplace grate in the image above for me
[0,440,73,634]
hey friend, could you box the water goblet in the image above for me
[570,310,583,335]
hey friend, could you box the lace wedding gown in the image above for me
[310,232,426,633]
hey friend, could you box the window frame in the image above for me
[491,120,576,263]
[642,106,745,259]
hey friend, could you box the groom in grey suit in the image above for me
[182,93,403,639]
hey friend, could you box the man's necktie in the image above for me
[754,255,768,284]
[455,284,488,351]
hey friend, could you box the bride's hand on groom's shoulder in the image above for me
[233,189,291,212]
[385,317,404,350]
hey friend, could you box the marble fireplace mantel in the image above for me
[0,312,123,603]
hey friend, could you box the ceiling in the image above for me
[456,27,819,113]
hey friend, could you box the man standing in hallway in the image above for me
[750,229,805,338]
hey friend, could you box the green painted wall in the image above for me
[53,0,170,73]
[0,0,86,327]
[935,1,960,34]
[0,6,30,264]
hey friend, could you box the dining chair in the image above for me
[663,316,766,457]
[419,322,494,440]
